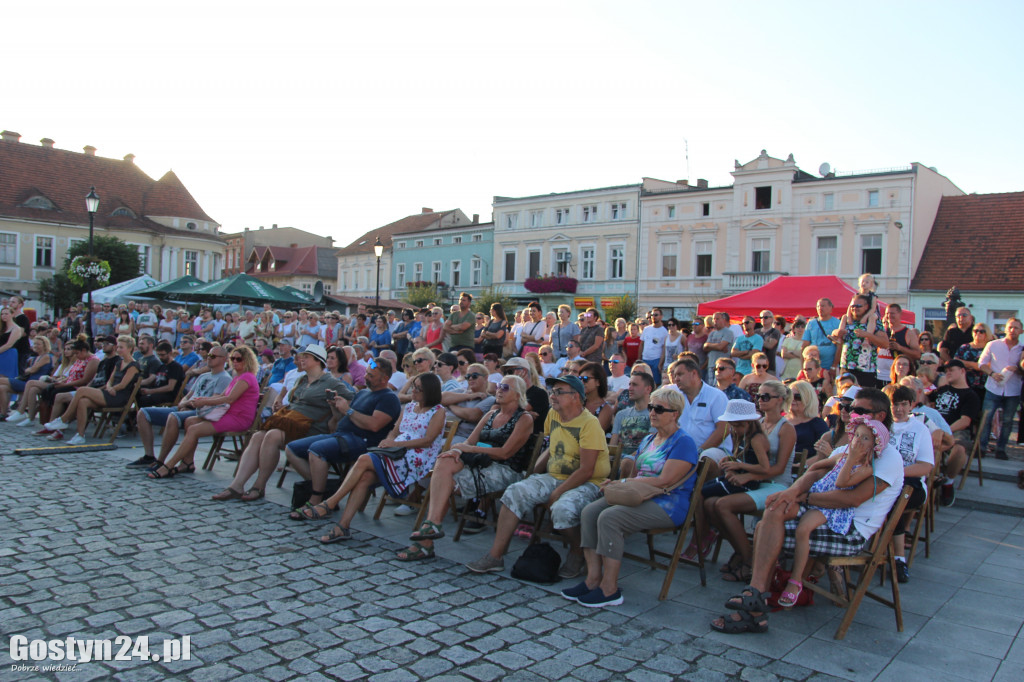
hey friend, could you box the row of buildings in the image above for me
[1,131,1020,336]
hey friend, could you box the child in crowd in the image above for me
[779,414,886,607]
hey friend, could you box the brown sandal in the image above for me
[241,488,265,502]
[212,487,243,501]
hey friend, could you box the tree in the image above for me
[39,236,142,314]
[471,287,518,318]
[402,282,445,309]
[604,294,637,325]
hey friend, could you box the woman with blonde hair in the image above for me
[151,345,261,478]
[398,347,436,403]
[400,374,535,561]
[738,351,777,401]
[787,380,829,466]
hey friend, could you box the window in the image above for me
[432,261,442,283]
[111,207,136,218]
[581,247,595,280]
[396,241,406,249]
[582,205,598,223]
[610,203,627,220]
[453,236,462,244]
[414,240,424,248]
[868,190,879,208]
[529,211,543,228]
[35,236,53,268]
[23,195,55,210]
[471,258,482,286]
[184,250,199,276]
[186,222,197,230]
[755,186,772,210]
[554,249,570,276]
[138,245,151,274]
[816,236,837,274]
[324,283,333,296]
[433,238,442,246]
[301,283,312,293]
[609,246,625,279]
[227,251,234,269]
[702,202,710,217]
[396,263,406,288]
[823,193,834,210]
[472,234,482,242]
[503,252,516,281]
[661,243,677,277]
[413,262,423,281]
[504,213,519,230]
[861,234,882,274]
[696,241,713,278]
[667,205,676,219]
[555,208,570,225]
[451,260,461,286]
[528,250,541,279]
[365,269,371,288]
[751,238,771,272]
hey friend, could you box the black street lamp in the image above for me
[373,236,384,316]
[85,186,100,349]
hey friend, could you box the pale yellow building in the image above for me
[0,130,224,312]
[639,150,964,319]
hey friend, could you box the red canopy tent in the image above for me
[696,275,915,324]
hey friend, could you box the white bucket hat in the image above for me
[717,398,761,422]
[299,343,328,367]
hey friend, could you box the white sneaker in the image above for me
[67,433,87,446]
[7,410,26,423]
[44,418,69,431]
[394,504,416,517]
[16,417,37,427]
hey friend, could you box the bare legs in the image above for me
[582,549,622,596]
[228,430,287,493]
[162,417,218,471]
[413,454,462,551]
[317,454,378,535]
[704,494,758,567]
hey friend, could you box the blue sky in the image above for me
[5,0,1022,244]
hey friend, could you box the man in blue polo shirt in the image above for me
[269,339,296,384]
[802,297,841,372]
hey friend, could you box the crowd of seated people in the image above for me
[2,284,1022,619]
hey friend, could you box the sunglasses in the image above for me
[714,366,729,372]
[755,394,778,402]
[792,394,802,401]
[465,373,484,380]
[580,376,592,383]
[497,383,512,392]
[647,404,676,415]
[849,406,871,415]
[919,360,937,366]
[610,359,622,364]
[367,359,378,370]
[755,364,768,369]
[413,358,430,364]
[973,328,986,333]
[230,355,244,362]
[458,360,468,366]
[548,389,576,396]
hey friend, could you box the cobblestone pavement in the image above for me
[1,426,1022,681]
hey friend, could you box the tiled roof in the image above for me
[248,245,335,278]
[335,210,459,256]
[0,135,219,240]
[911,192,1024,291]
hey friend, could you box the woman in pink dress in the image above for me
[148,346,261,478]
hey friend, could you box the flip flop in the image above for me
[710,610,768,634]
[396,541,435,562]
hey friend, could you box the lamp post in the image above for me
[373,236,384,317]
[85,186,100,349]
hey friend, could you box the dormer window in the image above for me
[111,207,136,218]
[270,260,276,271]
[186,222,197,230]
[23,196,55,210]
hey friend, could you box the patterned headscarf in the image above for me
[847,414,889,456]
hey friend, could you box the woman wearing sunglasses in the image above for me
[954,323,991,402]
[579,362,614,433]
[402,375,535,561]
[738,352,778,403]
[566,387,697,607]
[151,346,260,479]
[832,295,888,389]
[398,347,436,404]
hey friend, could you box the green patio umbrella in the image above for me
[176,273,309,306]
[134,274,207,297]
[281,285,317,305]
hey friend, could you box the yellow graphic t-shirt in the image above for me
[544,409,610,485]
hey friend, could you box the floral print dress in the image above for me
[809,454,862,534]
[371,403,445,498]
[840,318,884,374]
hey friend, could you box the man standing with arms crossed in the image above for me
[640,308,668,385]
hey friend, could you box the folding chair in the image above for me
[372,419,460,524]
[452,433,546,542]
[92,380,142,443]
[202,389,277,471]
[906,465,937,568]
[802,485,913,640]
[791,449,810,479]
[958,409,989,490]
[622,459,713,597]
[530,444,623,547]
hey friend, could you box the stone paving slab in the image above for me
[0,423,1022,681]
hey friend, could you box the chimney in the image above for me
[40,138,55,148]
[1,130,21,143]
[83,145,96,156]
[259,225,264,230]
[421,207,433,214]
[123,153,135,164]
[272,223,278,229]
[290,243,298,248]
[676,179,689,186]
[697,178,708,189]
[472,214,479,224]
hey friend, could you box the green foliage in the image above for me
[471,287,518,317]
[38,236,143,314]
[604,294,637,324]
[402,283,444,309]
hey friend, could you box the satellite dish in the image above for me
[818,162,831,177]
[313,280,324,303]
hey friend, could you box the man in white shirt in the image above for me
[380,350,406,391]
[606,353,630,397]
[978,317,1023,459]
[640,308,669,385]
[670,356,730,464]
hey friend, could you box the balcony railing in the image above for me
[723,271,788,291]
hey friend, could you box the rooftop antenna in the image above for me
[685,138,690,182]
